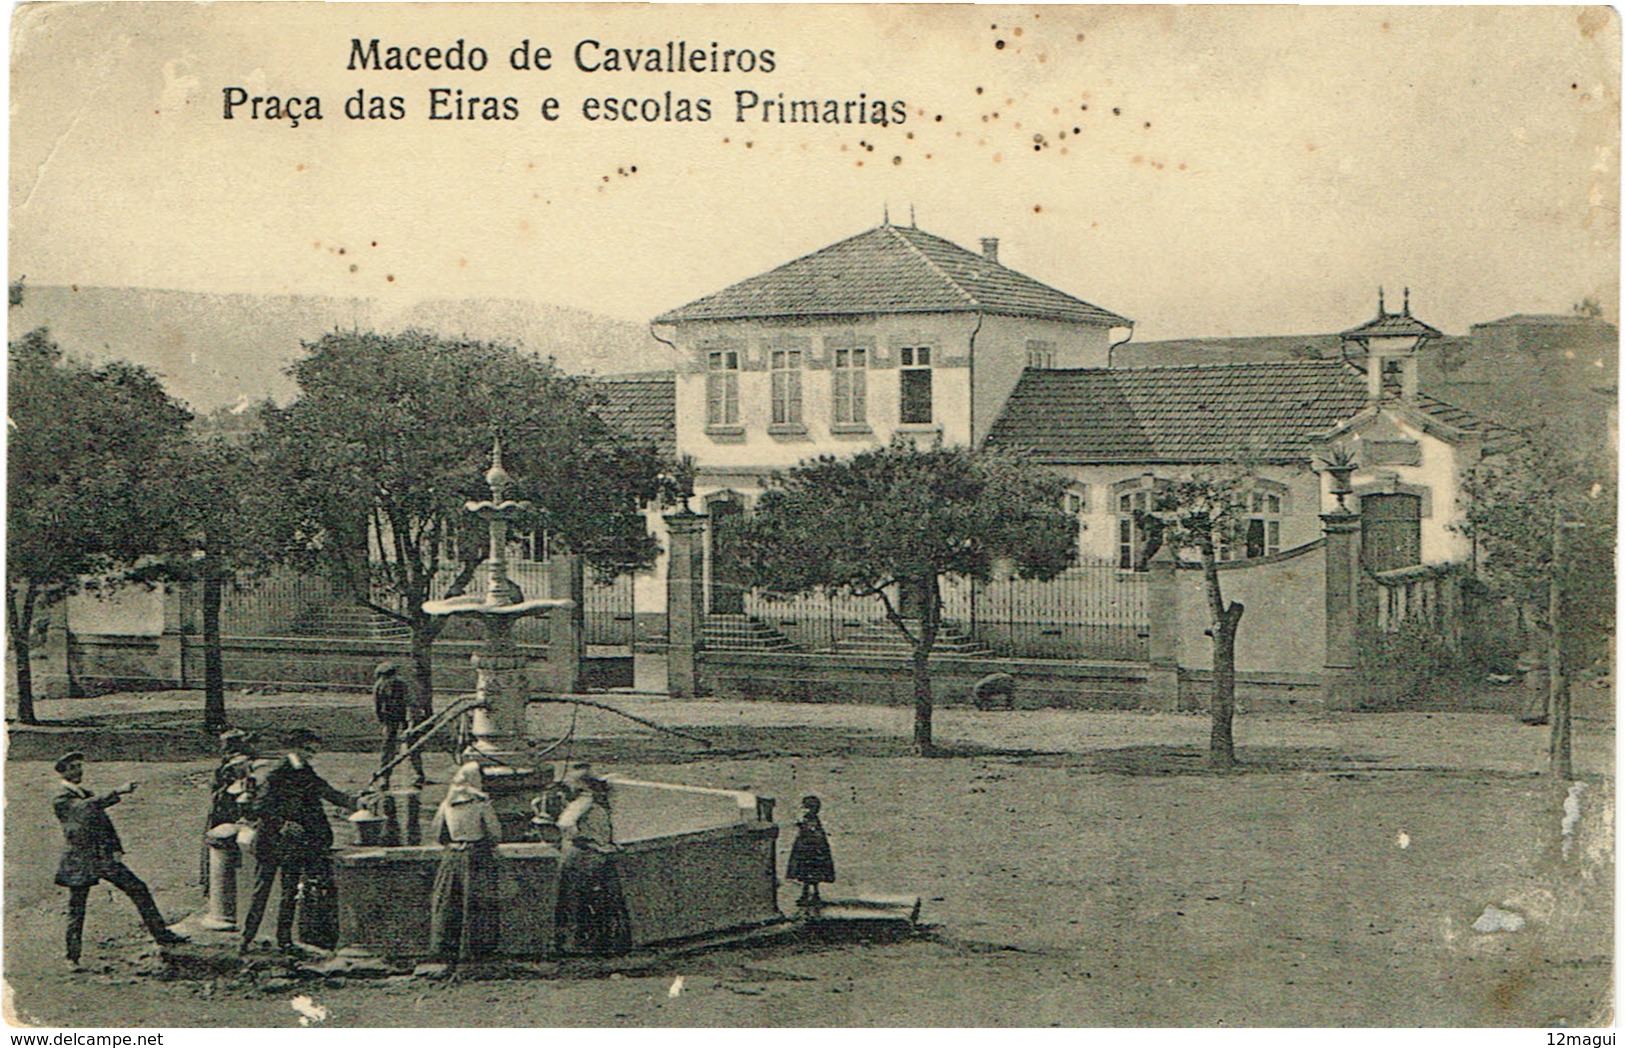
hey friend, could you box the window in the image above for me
[706,350,739,426]
[832,347,867,424]
[1063,485,1090,516]
[1026,340,1056,369]
[899,345,933,424]
[1117,489,1161,570]
[770,349,803,426]
[1244,491,1282,559]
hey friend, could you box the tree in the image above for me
[143,410,286,731]
[736,439,1076,756]
[1458,431,1614,777]
[7,330,191,722]
[261,330,664,701]
[1148,466,1260,769]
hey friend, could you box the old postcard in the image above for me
[6,3,1617,1035]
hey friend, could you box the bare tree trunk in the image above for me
[912,574,942,757]
[202,568,227,732]
[410,614,437,707]
[911,644,935,756]
[1548,518,1574,779]
[1210,602,1244,769]
[1200,553,1244,770]
[8,582,39,725]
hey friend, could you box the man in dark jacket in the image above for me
[53,752,187,970]
[239,729,356,953]
[373,662,425,787]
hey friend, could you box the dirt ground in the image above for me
[3,689,1615,1028]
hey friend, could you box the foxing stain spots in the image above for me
[1032,205,1042,214]
[1113,107,1122,116]
[348,264,358,273]
[370,241,378,247]
[295,163,306,172]
[995,40,1006,50]
[386,275,394,283]
[1578,8,1610,37]
[975,86,984,95]
[892,156,902,166]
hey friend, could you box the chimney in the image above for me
[980,237,1000,263]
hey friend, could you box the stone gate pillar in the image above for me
[1322,510,1364,709]
[665,508,708,699]
[1144,544,1181,710]
[538,554,584,694]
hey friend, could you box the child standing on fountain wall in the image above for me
[788,795,835,905]
[428,762,503,965]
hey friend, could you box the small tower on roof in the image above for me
[1340,287,1442,402]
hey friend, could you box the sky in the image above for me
[9,4,1620,342]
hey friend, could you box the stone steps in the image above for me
[293,605,412,640]
[834,621,991,657]
[704,613,795,651]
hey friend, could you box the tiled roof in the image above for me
[595,372,675,457]
[983,361,1516,464]
[1475,313,1617,329]
[1340,309,1443,341]
[653,223,1130,327]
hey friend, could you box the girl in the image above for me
[787,795,835,905]
[427,762,502,965]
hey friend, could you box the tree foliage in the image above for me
[736,439,1077,755]
[260,330,665,699]
[141,411,288,730]
[7,330,192,722]
[1458,432,1615,675]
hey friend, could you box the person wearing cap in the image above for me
[374,662,425,788]
[53,752,187,969]
[200,729,257,889]
[239,728,356,953]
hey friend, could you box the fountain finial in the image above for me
[485,437,513,501]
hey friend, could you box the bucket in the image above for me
[349,809,388,847]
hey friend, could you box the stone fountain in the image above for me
[322,441,785,958]
[420,438,570,806]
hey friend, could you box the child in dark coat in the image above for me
[787,795,835,905]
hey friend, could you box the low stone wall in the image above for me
[1175,670,1327,714]
[699,650,1154,710]
[333,822,781,955]
[35,631,580,699]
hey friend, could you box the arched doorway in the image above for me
[707,493,747,614]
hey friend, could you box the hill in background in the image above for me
[8,285,669,413]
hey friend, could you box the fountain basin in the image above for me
[332,778,781,955]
